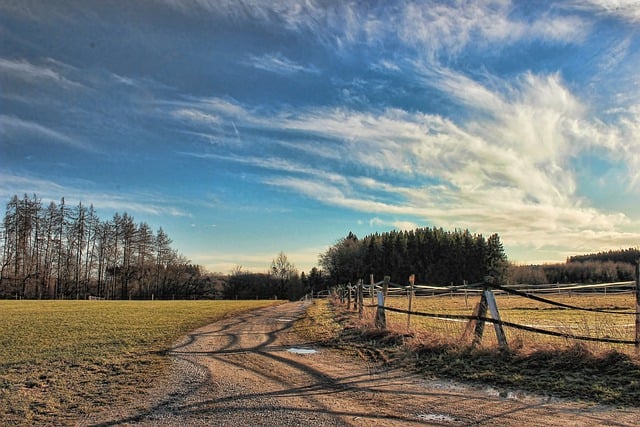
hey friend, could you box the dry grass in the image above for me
[0,299,282,426]
[310,294,640,407]
[381,293,637,355]
[293,297,343,344]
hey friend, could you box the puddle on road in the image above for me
[417,413,458,423]
[287,347,317,355]
[483,386,553,404]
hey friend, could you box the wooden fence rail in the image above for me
[333,261,640,353]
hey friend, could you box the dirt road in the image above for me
[86,301,640,426]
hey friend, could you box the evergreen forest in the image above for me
[318,229,509,286]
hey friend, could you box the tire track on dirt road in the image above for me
[84,301,640,426]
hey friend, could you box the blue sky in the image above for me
[1,0,639,274]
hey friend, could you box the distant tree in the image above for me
[486,233,508,283]
[270,252,300,300]
[507,264,548,285]
[319,232,362,285]
[224,265,278,299]
[270,252,296,282]
[307,267,325,294]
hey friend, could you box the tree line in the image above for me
[0,194,203,299]
[318,228,509,286]
[567,248,640,265]
[5,193,632,300]
[508,248,639,285]
[221,253,320,301]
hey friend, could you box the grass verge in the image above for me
[0,299,281,426]
[304,298,640,407]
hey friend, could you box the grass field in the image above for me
[0,299,282,426]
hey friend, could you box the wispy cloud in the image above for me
[0,57,83,89]
[245,53,320,75]
[160,1,588,58]
[0,173,190,218]
[169,60,640,257]
[0,115,92,151]
[396,1,586,58]
[172,109,222,126]
[572,0,640,23]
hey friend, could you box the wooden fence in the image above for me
[332,261,640,353]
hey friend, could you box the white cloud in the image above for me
[0,57,83,89]
[167,97,254,125]
[614,105,640,187]
[0,173,190,218]
[159,1,588,58]
[172,109,222,126]
[198,69,638,259]
[157,10,639,262]
[0,115,91,151]
[392,1,588,59]
[245,53,320,75]
[572,0,640,23]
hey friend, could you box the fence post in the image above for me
[484,289,508,350]
[370,274,375,304]
[383,275,390,298]
[463,280,468,308]
[407,274,415,329]
[375,290,386,329]
[471,292,488,347]
[346,282,352,310]
[636,259,640,353]
[358,279,364,318]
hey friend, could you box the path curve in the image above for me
[84,301,640,426]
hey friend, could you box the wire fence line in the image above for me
[366,304,637,345]
[362,280,635,296]
[332,271,640,349]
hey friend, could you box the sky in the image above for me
[1,0,639,274]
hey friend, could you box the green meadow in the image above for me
[0,299,281,425]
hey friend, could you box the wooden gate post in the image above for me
[484,289,508,350]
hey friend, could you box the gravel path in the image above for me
[83,301,640,426]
